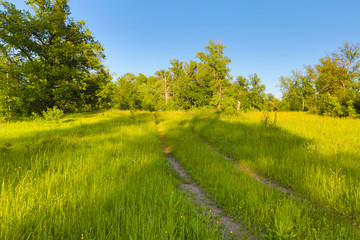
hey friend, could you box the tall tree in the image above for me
[264,93,279,111]
[235,75,250,110]
[279,69,316,112]
[169,59,184,109]
[300,66,316,111]
[314,57,349,116]
[0,51,22,117]
[136,74,162,111]
[0,0,110,115]
[112,73,140,110]
[248,73,265,110]
[309,43,360,117]
[332,42,360,92]
[182,60,201,109]
[196,40,231,110]
[155,69,173,107]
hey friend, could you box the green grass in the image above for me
[0,111,223,239]
[188,111,360,226]
[157,111,359,239]
[2,110,360,239]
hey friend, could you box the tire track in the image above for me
[155,123,253,240]
[193,131,304,198]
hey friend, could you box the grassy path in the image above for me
[0,111,224,239]
[194,132,302,197]
[2,110,360,239]
[189,112,360,227]
[155,116,251,239]
[158,112,359,239]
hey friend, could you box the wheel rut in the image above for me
[155,125,253,240]
[192,131,360,232]
[193,131,302,198]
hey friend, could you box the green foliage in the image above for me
[264,93,280,111]
[42,106,64,122]
[107,40,271,114]
[234,75,251,110]
[280,42,360,117]
[0,0,112,116]
[196,40,231,110]
[30,111,42,122]
[316,94,342,117]
[279,69,315,112]
[248,73,266,110]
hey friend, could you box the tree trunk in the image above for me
[6,64,11,118]
[237,101,241,111]
[164,77,168,104]
[217,81,222,109]
[302,96,305,112]
[340,80,346,93]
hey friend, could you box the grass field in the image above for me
[189,112,360,225]
[1,110,360,239]
[0,112,223,239]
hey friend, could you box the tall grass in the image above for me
[0,111,222,239]
[190,111,360,226]
[157,112,359,239]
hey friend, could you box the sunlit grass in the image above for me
[3,110,359,239]
[190,111,360,226]
[158,111,359,239]
[0,111,223,239]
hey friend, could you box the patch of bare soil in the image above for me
[156,126,253,240]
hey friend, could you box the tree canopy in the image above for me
[0,0,111,116]
[3,1,359,118]
[279,42,360,117]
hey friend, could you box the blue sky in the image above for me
[8,0,360,98]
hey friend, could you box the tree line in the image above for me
[109,40,274,113]
[279,42,360,117]
[1,0,359,118]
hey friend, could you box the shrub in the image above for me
[42,106,64,122]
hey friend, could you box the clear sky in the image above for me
[8,0,360,98]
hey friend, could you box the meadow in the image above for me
[189,112,360,225]
[1,111,360,239]
[0,112,224,239]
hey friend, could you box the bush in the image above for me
[317,94,343,117]
[42,106,64,122]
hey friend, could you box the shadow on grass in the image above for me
[1,112,180,239]
[188,115,360,224]
[0,112,151,190]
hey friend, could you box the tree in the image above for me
[169,59,184,109]
[332,42,360,92]
[315,57,348,95]
[155,69,173,108]
[314,57,350,116]
[0,51,22,117]
[264,93,279,111]
[136,74,162,111]
[279,69,315,112]
[196,40,231,110]
[248,73,265,110]
[235,75,250,111]
[113,73,140,110]
[300,66,316,111]
[0,0,111,115]
[181,60,201,109]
